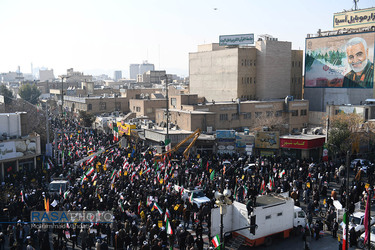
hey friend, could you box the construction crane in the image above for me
[155,128,201,161]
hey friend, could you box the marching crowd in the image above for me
[0,116,371,250]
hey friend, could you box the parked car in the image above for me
[357,226,375,249]
[341,211,375,237]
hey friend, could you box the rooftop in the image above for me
[255,194,288,207]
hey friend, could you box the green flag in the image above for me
[343,212,347,224]
[210,170,215,180]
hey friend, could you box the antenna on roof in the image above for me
[354,0,359,10]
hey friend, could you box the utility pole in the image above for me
[165,74,169,141]
[345,149,350,250]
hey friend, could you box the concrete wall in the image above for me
[309,111,326,126]
[189,48,239,102]
[129,99,166,121]
[256,40,293,100]
[290,50,303,99]
[304,88,373,112]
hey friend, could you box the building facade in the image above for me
[155,95,309,134]
[189,38,303,102]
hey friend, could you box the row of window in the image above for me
[291,109,307,116]
[291,61,302,67]
[87,102,121,111]
[241,59,256,67]
[219,110,284,121]
[241,77,256,84]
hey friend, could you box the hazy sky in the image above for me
[1,0,374,78]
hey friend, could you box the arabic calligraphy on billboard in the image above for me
[219,34,254,46]
[280,137,325,149]
[333,8,375,30]
[305,32,375,89]
[255,131,279,149]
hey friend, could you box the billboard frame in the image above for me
[304,30,375,89]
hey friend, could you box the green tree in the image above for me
[79,111,95,127]
[327,113,364,156]
[18,83,41,105]
[0,85,14,105]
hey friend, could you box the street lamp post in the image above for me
[215,175,232,249]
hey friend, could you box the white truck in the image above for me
[211,194,306,247]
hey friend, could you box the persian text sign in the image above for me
[334,8,375,30]
[219,34,254,46]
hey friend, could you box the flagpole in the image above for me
[368,186,372,250]
[345,150,350,250]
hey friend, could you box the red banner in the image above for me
[280,138,325,149]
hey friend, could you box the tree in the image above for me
[327,113,364,157]
[18,83,41,105]
[0,85,14,105]
[251,113,288,134]
[78,111,95,127]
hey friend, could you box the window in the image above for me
[255,112,262,118]
[243,113,251,119]
[242,77,244,84]
[254,60,256,66]
[275,110,282,117]
[220,114,228,121]
[277,212,283,217]
[88,104,92,111]
[136,107,141,112]
[115,103,121,111]
[99,102,106,111]
[247,77,250,84]
[250,77,252,84]
[266,215,271,220]
[254,77,256,84]
[291,110,298,116]
[300,109,307,116]
[171,98,177,107]
[299,61,301,67]
[266,111,273,117]
[250,60,253,66]
[241,59,244,66]
[231,113,239,120]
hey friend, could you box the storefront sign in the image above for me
[255,131,279,149]
[280,137,325,149]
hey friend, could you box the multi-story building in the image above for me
[0,112,41,181]
[61,68,92,88]
[155,94,309,134]
[39,69,55,82]
[113,71,122,82]
[129,98,166,121]
[189,37,303,102]
[63,95,129,115]
[129,61,155,80]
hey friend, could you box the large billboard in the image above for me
[305,32,375,88]
[333,8,375,30]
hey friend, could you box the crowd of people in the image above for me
[0,116,372,250]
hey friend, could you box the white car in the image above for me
[358,226,375,249]
[174,185,210,209]
[341,212,375,236]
